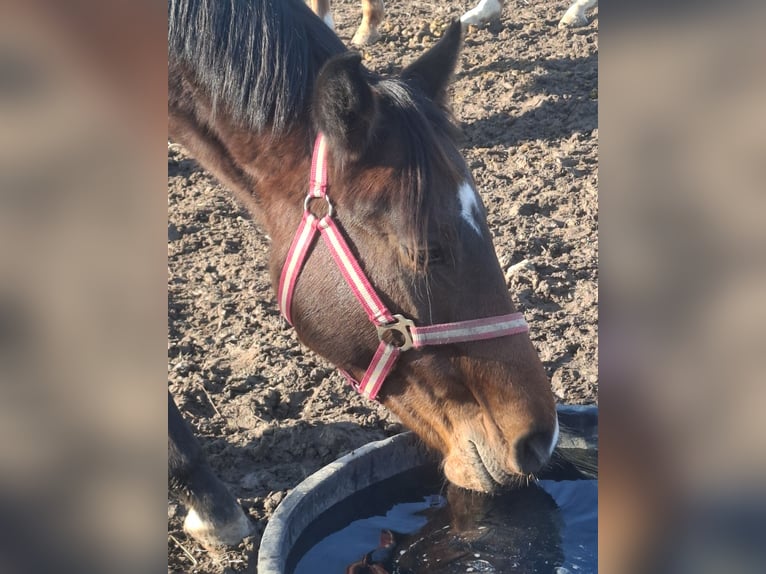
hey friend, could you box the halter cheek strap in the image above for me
[278,133,529,400]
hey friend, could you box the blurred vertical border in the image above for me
[0,1,166,572]
[601,0,766,571]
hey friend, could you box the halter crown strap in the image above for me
[278,133,530,400]
[309,132,329,197]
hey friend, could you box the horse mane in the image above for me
[168,0,462,268]
[168,0,346,134]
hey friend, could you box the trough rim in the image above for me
[257,403,597,574]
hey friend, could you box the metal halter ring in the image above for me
[376,314,415,351]
[304,194,334,219]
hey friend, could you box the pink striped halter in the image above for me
[278,134,530,400]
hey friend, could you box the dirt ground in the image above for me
[168,0,597,571]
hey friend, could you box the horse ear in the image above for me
[401,20,462,105]
[313,52,377,158]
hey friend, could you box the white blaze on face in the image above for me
[457,181,482,236]
[323,12,335,30]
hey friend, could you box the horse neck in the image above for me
[168,99,313,239]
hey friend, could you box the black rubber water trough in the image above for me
[258,404,598,574]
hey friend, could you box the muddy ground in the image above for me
[168,0,597,571]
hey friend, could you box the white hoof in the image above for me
[559,0,597,28]
[460,0,502,27]
[183,506,252,549]
[558,9,589,28]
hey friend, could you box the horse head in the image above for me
[273,22,558,492]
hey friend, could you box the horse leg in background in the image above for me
[559,0,598,27]
[351,0,384,46]
[168,393,251,549]
[310,0,335,30]
[460,0,504,28]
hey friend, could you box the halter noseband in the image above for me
[277,134,529,400]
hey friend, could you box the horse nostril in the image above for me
[514,430,553,474]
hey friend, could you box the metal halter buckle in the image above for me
[376,314,415,351]
[304,194,334,219]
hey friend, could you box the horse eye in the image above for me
[403,245,446,266]
[428,247,444,263]
[418,247,444,265]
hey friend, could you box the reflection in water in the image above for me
[390,484,566,573]
[295,477,596,574]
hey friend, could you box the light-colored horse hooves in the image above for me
[183,506,252,550]
[558,10,589,28]
[351,26,381,46]
[460,0,502,28]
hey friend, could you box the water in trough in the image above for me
[290,449,597,574]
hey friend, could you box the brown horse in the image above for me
[168,0,557,548]
[309,0,597,46]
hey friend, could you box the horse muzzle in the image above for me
[443,415,559,493]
